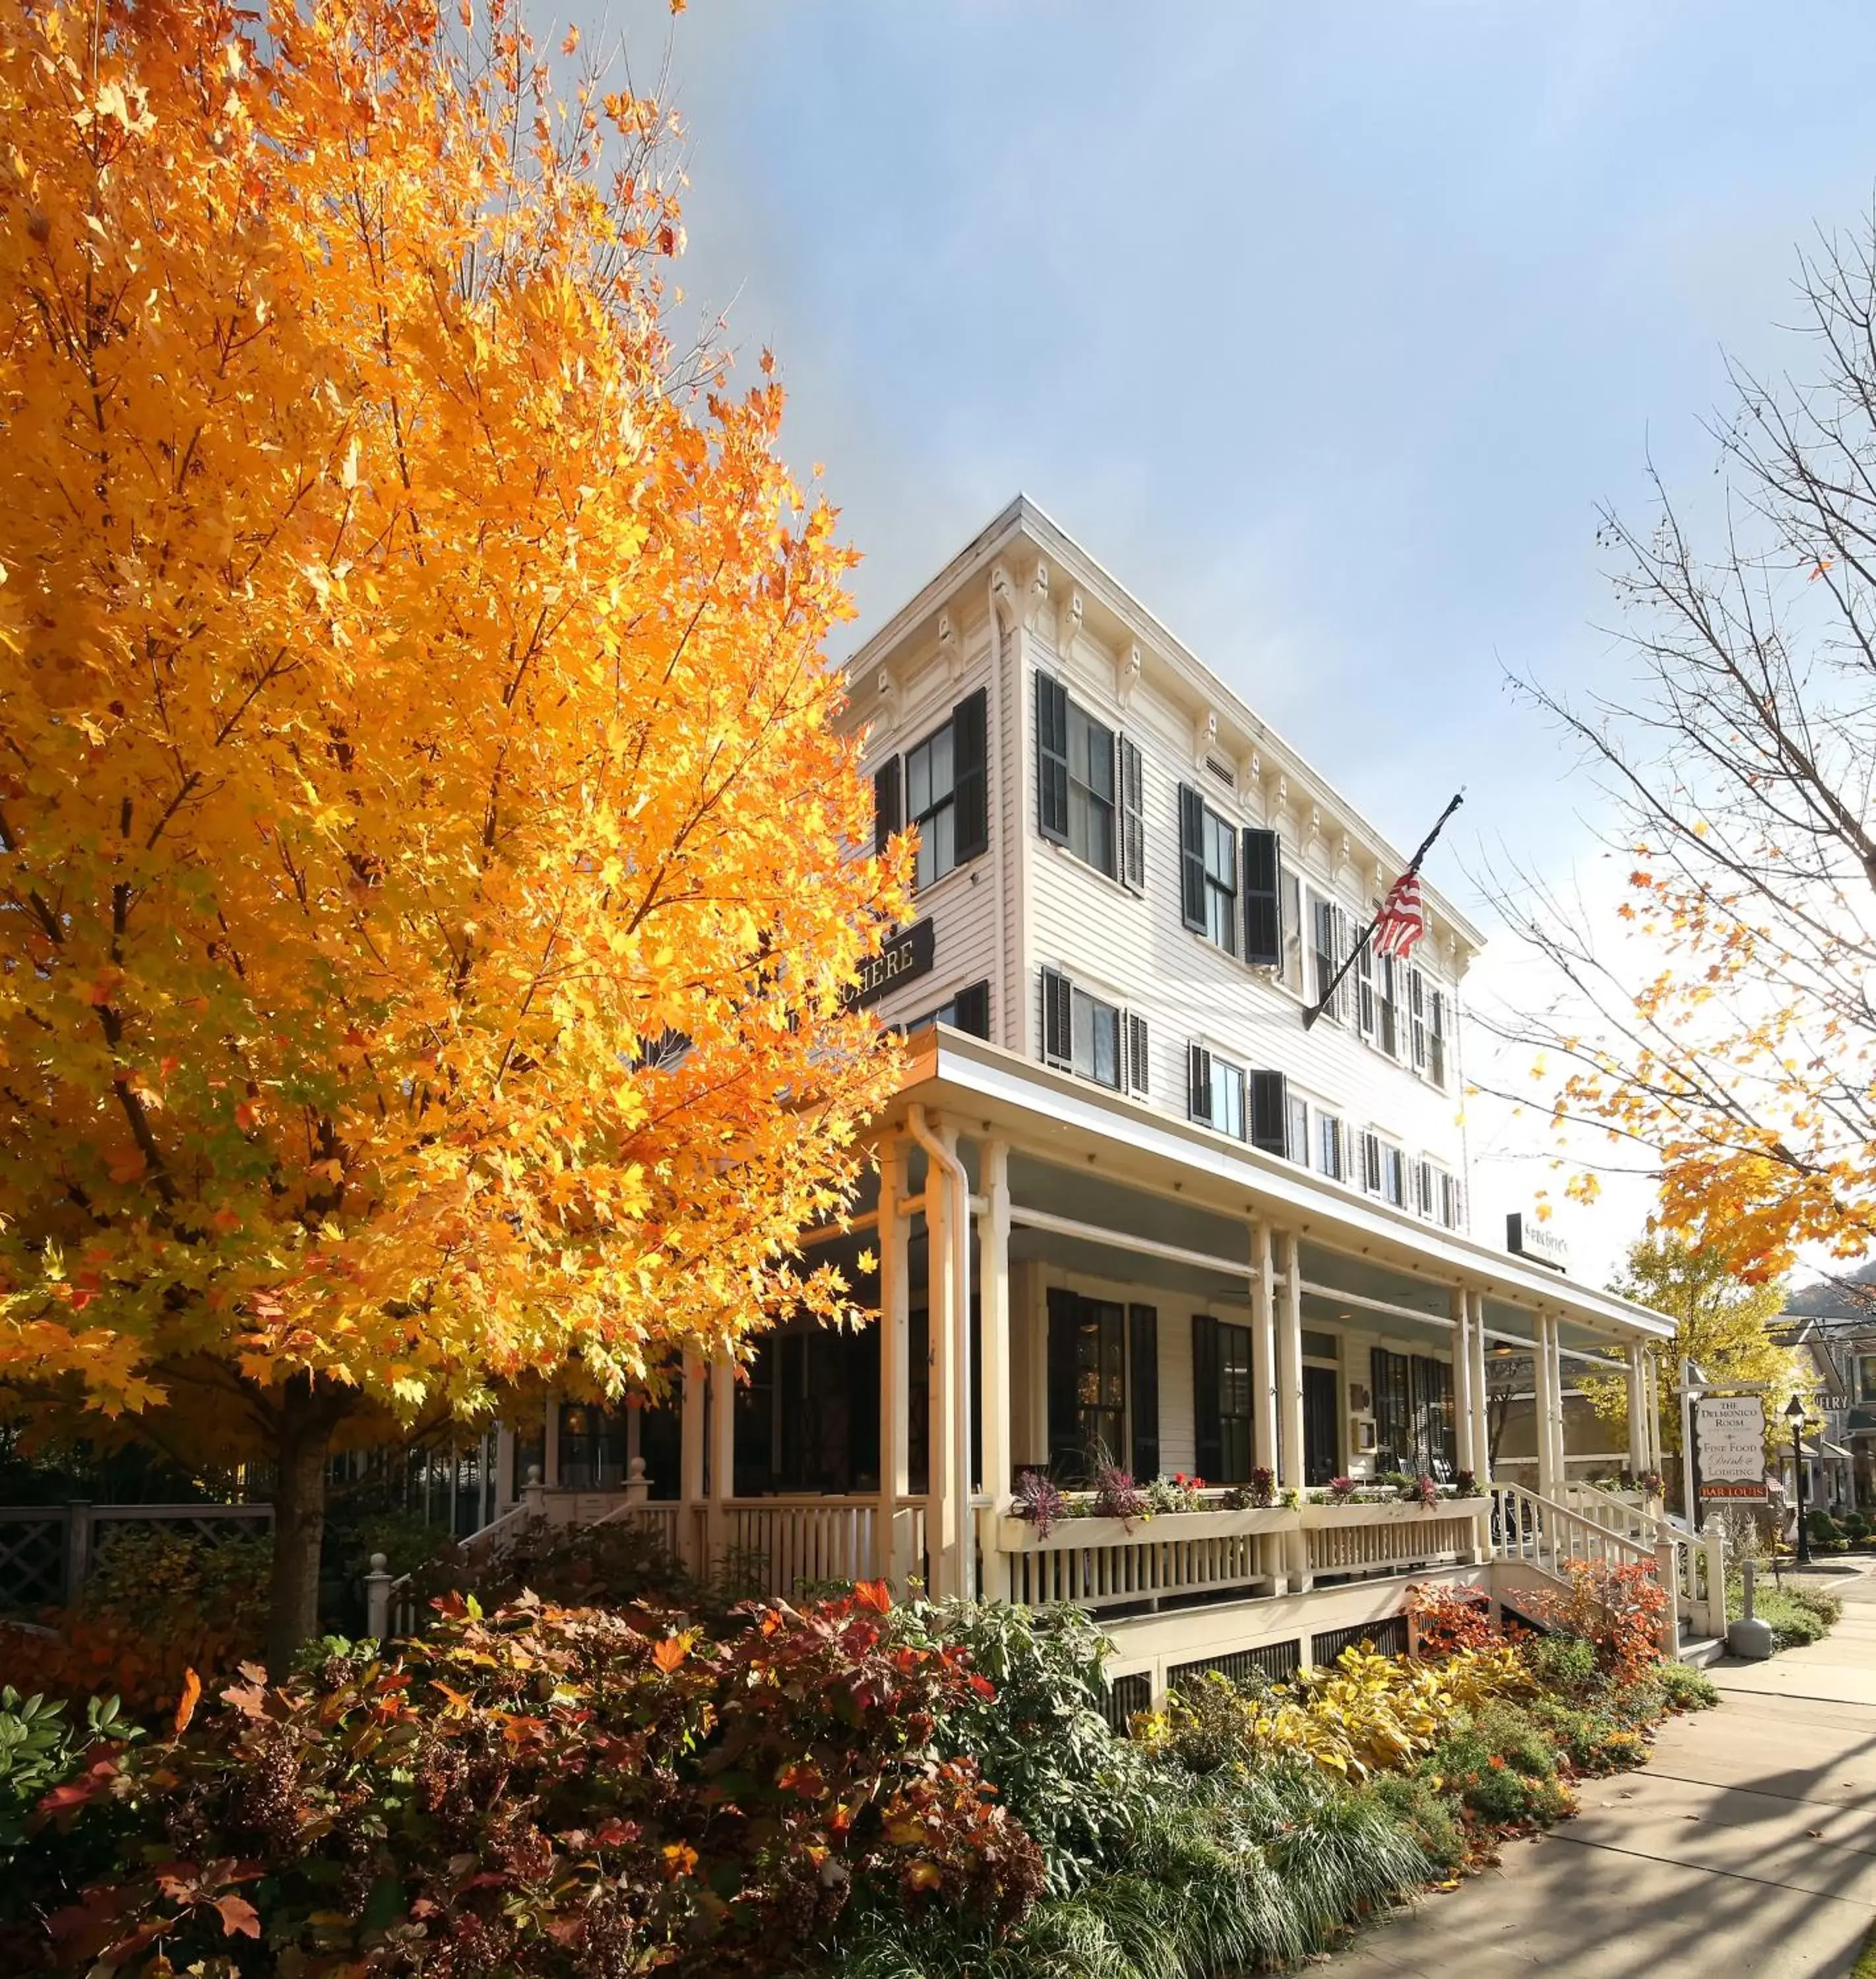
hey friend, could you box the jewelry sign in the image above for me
[1694,1395,1767,1501]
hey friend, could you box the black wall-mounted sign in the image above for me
[850,918,935,1009]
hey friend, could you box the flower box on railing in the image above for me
[1299,1498,1487,1530]
[994,1503,1296,1552]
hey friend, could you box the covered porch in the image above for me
[478,1028,1673,1654]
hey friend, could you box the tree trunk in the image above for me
[266,1377,338,1676]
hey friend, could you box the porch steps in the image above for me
[1677,1635,1726,1669]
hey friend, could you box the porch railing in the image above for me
[1488,1480,1722,1654]
[1301,1501,1484,1579]
[993,1509,1286,1615]
[720,1497,877,1593]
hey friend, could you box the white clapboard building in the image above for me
[447,499,1723,1699]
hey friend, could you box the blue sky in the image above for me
[604,0,1876,1274]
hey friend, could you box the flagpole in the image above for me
[1301,790,1464,1032]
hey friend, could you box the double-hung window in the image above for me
[1042,968,1147,1096]
[1437,1168,1462,1230]
[1036,675,1131,883]
[922,981,990,1038]
[1278,865,1304,994]
[1286,1090,1309,1164]
[1356,933,1377,1040]
[1427,984,1448,1088]
[1309,893,1349,1022]
[1179,788,1238,954]
[1316,1112,1345,1182]
[906,722,956,890]
[1204,810,1237,953]
[1361,1129,1406,1207]
[876,689,988,888]
[1379,953,1400,1057]
[1193,1315,1255,1483]
[1188,1044,1245,1138]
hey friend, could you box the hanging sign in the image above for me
[1695,1395,1768,1501]
[1506,1212,1569,1273]
[848,918,935,1009]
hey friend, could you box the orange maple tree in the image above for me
[1483,218,1876,1293]
[0,0,907,1661]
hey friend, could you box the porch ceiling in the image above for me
[882,1029,1673,1345]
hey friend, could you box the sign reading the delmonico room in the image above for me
[1695,1395,1768,1501]
[849,918,935,1009]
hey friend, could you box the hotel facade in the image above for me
[424,499,1721,1697]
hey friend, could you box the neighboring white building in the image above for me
[447,499,1717,1699]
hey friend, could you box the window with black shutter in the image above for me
[873,756,902,857]
[1192,1314,1253,1483]
[1040,968,1073,1069]
[1178,784,1207,931]
[1036,674,1069,843]
[1242,828,1282,966]
[931,980,990,1038]
[1187,1043,1213,1125]
[1124,1011,1150,1097]
[1192,1315,1222,1481]
[952,687,988,863]
[1371,1346,1412,1473]
[1047,1288,1125,1482]
[1249,1069,1288,1157]
[1119,736,1146,893]
[1427,986,1447,1089]
[1129,1305,1160,1481]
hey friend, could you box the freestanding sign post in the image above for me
[1693,1394,1768,1503]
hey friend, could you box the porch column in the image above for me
[1549,1322,1569,1489]
[978,1141,1012,1507]
[1469,1289,1491,1482]
[707,1351,736,1571]
[1626,1342,1648,1478]
[1450,1286,1476,1476]
[1251,1222,1280,1486]
[923,1133,959,1598]
[1534,1315,1559,1499]
[1278,1230,1309,1592]
[679,1358,706,1572]
[1644,1350,1663,1474]
[495,1421,515,1513]
[877,1135,912,1586]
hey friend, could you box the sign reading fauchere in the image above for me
[848,919,935,1010]
[1695,1395,1767,1501]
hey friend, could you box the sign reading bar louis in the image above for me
[1695,1395,1767,1502]
[850,919,935,1010]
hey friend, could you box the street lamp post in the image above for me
[1788,1395,1811,1566]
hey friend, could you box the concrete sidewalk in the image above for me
[1314,1574,1876,1977]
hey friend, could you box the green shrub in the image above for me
[1369,1769,1466,1875]
[891,1599,1160,1896]
[1425,1701,1573,1827]
[1526,1695,1652,1774]
[1736,1578,1842,1652]
[831,1762,1429,1979]
[1807,1509,1842,1542]
[1654,1662,1720,1712]
[1522,1633,1596,1697]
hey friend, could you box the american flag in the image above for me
[1374,869,1425,959]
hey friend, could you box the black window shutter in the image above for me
[873,756,902,856]
[1036,674,1069,843]
[1119,736,1146,893]
[951,980,990,1040]
[1129,1305,1160,1482]
[1242,828,1282,966]
[1178,784,1207,931]
[1047,1288,1080,1476]
[1192,1315,1223,1482]
[1249,1069,1288,1156]
[952,688,988,863]
[1040,968,1073,1068]
[1125,1012,1149,1096]
[1187,1043,1212,1124]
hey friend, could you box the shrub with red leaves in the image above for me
[1530,1557,1666,1684]
[18,1586,1044,1976]
[1406,1582,1505,1658]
